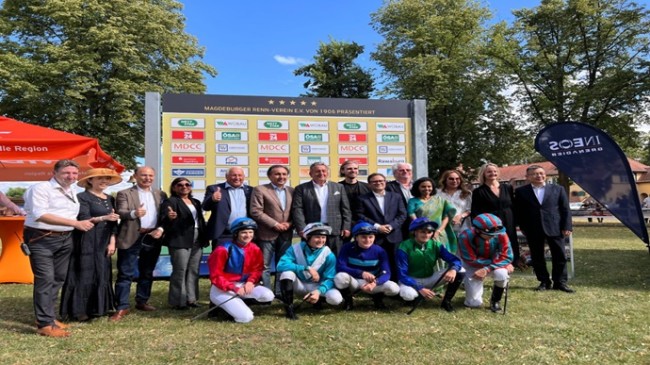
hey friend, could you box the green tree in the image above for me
[491,0,650,155]
[371,0,526,176]
[0,0,216,168]
[294,38,374,98]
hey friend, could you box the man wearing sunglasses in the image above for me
[458,213,514,312]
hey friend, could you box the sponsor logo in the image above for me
[258,156,290,165]
[258,144,289,153]
[338,157,368,165]
[171,168,205,177]
[377,156,407,165]
[257,120,289,130]
[171,131,204,140]
[171,118,204,128]
[171,142,205,153]
[338,133,367,142]
[216,144,248,153]
[338,145,368,154]
[171,156,205,165]
[377,145,406,154]
[337,121,367,131]
[215,155,249,165]
[299,156,330,165]
[548,136,602,150]
[216,167,249,177]
[215,131,248,141]
[215,119,247,129]
[299,133,329,142]
[376,122,406,131]
[258,132,289,141]
[376,134,405,143]
[298,121,329,130]
[299,144,329,154]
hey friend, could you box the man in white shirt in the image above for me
[111,166,167,321]
[23,159,94,337]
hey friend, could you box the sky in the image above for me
[181,0,546,97]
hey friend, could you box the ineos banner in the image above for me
[535,122,649,245]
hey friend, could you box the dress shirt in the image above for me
[399,182,413,202]
[226,183,247,226]
[532,184,546,204]
[313,181,329,223]
[272,183,287,211]
[373,191,386,214]
[137,186,158,229]
[23,178,79,231]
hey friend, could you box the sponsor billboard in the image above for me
[161,94,414,188]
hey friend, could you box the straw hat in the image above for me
[77,168,122,188]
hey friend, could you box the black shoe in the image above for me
[440,300,455,312]
[535,281,552,291]
[285,305,298,320]
[553,284,575,293]
[490,301,502,313]
[372,294,388,310]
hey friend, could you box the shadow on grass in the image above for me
[0,284,38,334]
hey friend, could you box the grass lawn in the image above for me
[1,225,650,364]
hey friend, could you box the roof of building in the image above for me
[499,159,649,182]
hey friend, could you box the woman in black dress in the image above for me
[60,168,121,321]
[471,163,521,267]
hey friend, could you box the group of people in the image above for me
[21,159,573,336]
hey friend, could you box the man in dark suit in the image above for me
[514,165,574,293]
[202,166,253,250]
[356,172,407,280]
[112,166,167,321]
[386,162,414,240]
[292,162,351,253]
[250,165,294,294]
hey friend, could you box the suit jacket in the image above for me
[159,196,208,248]
[249,183,294,241]
[356,190,407,244]
[292,180,351,236]
[201,182,253,240]
[116,186,167,250]
[514,183,572,238]
[386,180,412,239]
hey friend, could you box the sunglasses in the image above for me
[176,183,192,187]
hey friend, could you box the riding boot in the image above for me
[340,288,354,311]
[280,279,297,320]
[440,273,463,312]
[371,293,387,310]
[490,285,505,313]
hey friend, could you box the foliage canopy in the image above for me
[0,0,217,168]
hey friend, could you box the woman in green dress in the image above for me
[407,177,457,253]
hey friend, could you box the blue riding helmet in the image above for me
[352,222,377,237]
[230,217,258,235]
[408,217,439,232]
